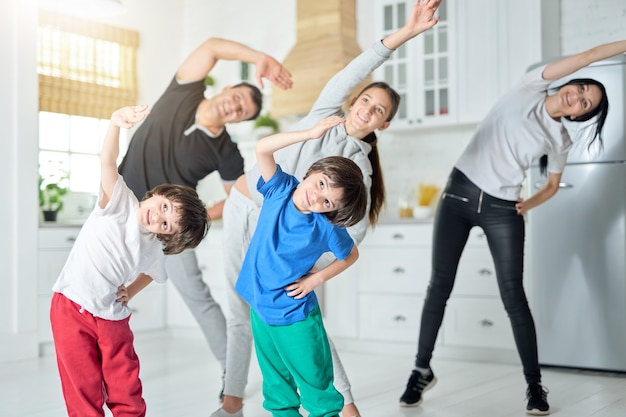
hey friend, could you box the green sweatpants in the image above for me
[250,305,343,417]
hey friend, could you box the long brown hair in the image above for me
[353,82,401,226]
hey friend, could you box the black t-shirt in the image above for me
[119,77,245,199]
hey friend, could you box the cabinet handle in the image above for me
[67,236,76,242]
[478,268,492,276]
[391,233,405,240]
[393,266,406,274]
[479,319,494,327]
[393,315,407,322]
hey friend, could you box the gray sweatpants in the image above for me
[165,249,227,370]
[222,187,355,404]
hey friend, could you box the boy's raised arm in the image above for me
[255,116,345,182]
[100,105,150,208]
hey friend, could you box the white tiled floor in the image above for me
[2,332,626,417]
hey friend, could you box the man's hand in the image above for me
[255,53,293,90]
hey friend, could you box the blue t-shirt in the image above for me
[235,165,354,325]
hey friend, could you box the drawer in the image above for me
[454,247,498,296]
[443,297,515,350]
[358,294,423,343]
[358,247,431,294]
[38,228,80,249]
[129,286,166,332]
[38,250,70,295]
[362,224,433,247]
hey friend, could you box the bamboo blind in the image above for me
[38,10,139,119]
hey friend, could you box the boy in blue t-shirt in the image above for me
[236,116,367,416]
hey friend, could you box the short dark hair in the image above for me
[142,184,210,255]
[303,156,367,228]
[233,82,263,121]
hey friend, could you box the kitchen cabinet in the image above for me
[442,228,515,351]
[375,0,455,129]
[37,227,79,346]
[324,223,433,353]
[374,0,543,130]
[37,227,166,350]
[166,226,227,330]
[324,223,520,362]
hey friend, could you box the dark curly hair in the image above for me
[142,184,210,255]
[303,156,367,228]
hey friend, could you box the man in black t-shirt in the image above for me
[118,37,292,413]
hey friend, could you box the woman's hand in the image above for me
[515,198,527,216]
[384,0,443,49]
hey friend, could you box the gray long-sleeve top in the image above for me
[245,40,394,253]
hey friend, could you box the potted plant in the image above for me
[254,113,279,140]
[204,75,216,98]
[39,169,69,222]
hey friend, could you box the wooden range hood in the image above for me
[271,0,365,118]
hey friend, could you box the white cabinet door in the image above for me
[358,293,424,343]
[376,0,543,129]
[38,228,79,344]
[443,297,515,350]
[375,0,456,129]
[456,0,543,124]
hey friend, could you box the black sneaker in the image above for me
[399,369,437,407]
[526,382,550,415]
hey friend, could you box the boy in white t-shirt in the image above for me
[50,105,209,417]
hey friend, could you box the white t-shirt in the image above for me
[52,176,166,320]
[455,64,572,201]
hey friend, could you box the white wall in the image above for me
[561,1,626,55]
[0,0,40,362]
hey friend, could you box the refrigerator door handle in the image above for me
[533,181,574,189]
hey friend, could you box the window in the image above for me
[38,10,138,193]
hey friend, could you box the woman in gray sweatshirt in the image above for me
[214,1,443,417]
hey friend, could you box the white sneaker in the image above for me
[209,408,244,417]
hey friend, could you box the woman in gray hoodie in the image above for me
[214,1,443,416]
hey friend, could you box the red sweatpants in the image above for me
[50,292,146,417]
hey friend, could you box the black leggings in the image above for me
[415,168,541,384]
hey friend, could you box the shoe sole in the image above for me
[526,408,550,416]
[399,376,438,408]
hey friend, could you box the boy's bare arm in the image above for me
[116,273,154,307]
[100,105,150,207]
[285,245,359,300]
[256,116,345,182]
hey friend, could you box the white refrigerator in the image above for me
[528,54,626,372]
